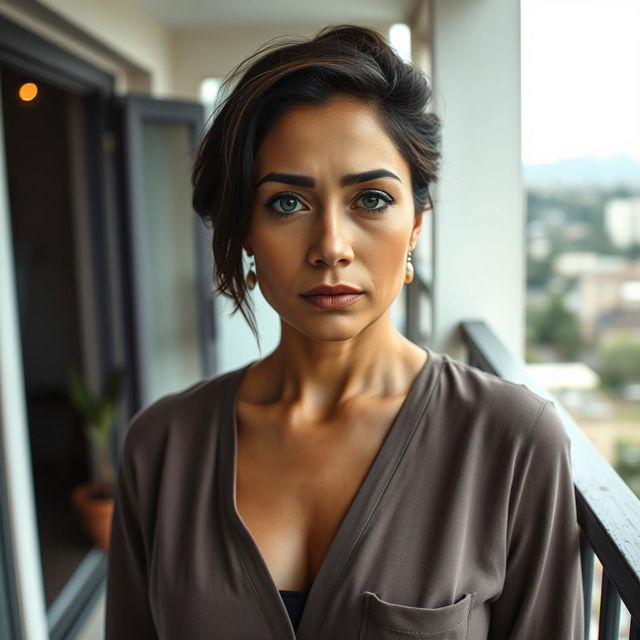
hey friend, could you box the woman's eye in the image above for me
[263,193,306,217]
[354,190,394,213]
[262,189,394,218]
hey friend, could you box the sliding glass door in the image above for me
[121,96,216,409]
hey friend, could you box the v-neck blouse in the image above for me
[105,346,584,639]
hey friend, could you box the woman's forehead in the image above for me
[254,98,409,180]
[262,96,382,138]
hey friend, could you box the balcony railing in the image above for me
[460,319,640,640]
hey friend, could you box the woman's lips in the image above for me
[300,292,364,309]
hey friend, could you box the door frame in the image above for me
[0,14,115,640]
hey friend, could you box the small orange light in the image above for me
[18,82,38,102]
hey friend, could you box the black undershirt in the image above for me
[279,589,309,631]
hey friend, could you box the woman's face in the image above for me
[245,95,424,342]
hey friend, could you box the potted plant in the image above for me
[67,365,124,550]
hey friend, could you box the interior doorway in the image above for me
[0,64,98,607]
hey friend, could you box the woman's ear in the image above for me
[408,211,424,252]
[242,240,253,256]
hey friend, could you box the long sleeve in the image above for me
[488,400,584,640]
[105,429,158,639]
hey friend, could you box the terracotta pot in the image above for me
[71,481,114,550]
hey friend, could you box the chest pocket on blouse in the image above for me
[359,591,476,639]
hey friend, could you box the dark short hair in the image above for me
[191,24,442,346]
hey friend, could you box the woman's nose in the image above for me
[306,201,355,268]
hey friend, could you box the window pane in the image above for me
[138,121,203,404]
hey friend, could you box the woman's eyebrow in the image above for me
[342,169,402,186]
[255,168,402,188]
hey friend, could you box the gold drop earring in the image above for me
[404,250,414,284]
[246,256,257,290]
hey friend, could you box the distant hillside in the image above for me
[524,155,640,189]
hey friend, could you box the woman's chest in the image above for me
[233,398,406,592]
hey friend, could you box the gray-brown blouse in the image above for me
[105,346,584,639]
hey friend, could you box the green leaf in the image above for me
[67,365,124,453]
[67,367,98,421]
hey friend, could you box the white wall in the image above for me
[37,0,174,94]
[429,0,524,360]
[171,21,394,100]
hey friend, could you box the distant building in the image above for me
[529,236,552,259]
[566,258,640,343]
[562,222,591,243]
[554,251,614,277]
[604,197,640,249]
[595,308,640,346]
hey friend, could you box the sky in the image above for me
[521,0,640,166]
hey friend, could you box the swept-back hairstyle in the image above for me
[191,24,442,347]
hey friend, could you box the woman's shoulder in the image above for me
[120,363,247,462]
[435,351,569,457]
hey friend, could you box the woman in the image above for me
[106,25,583,639]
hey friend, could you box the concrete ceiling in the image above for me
[139,0,416,29]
